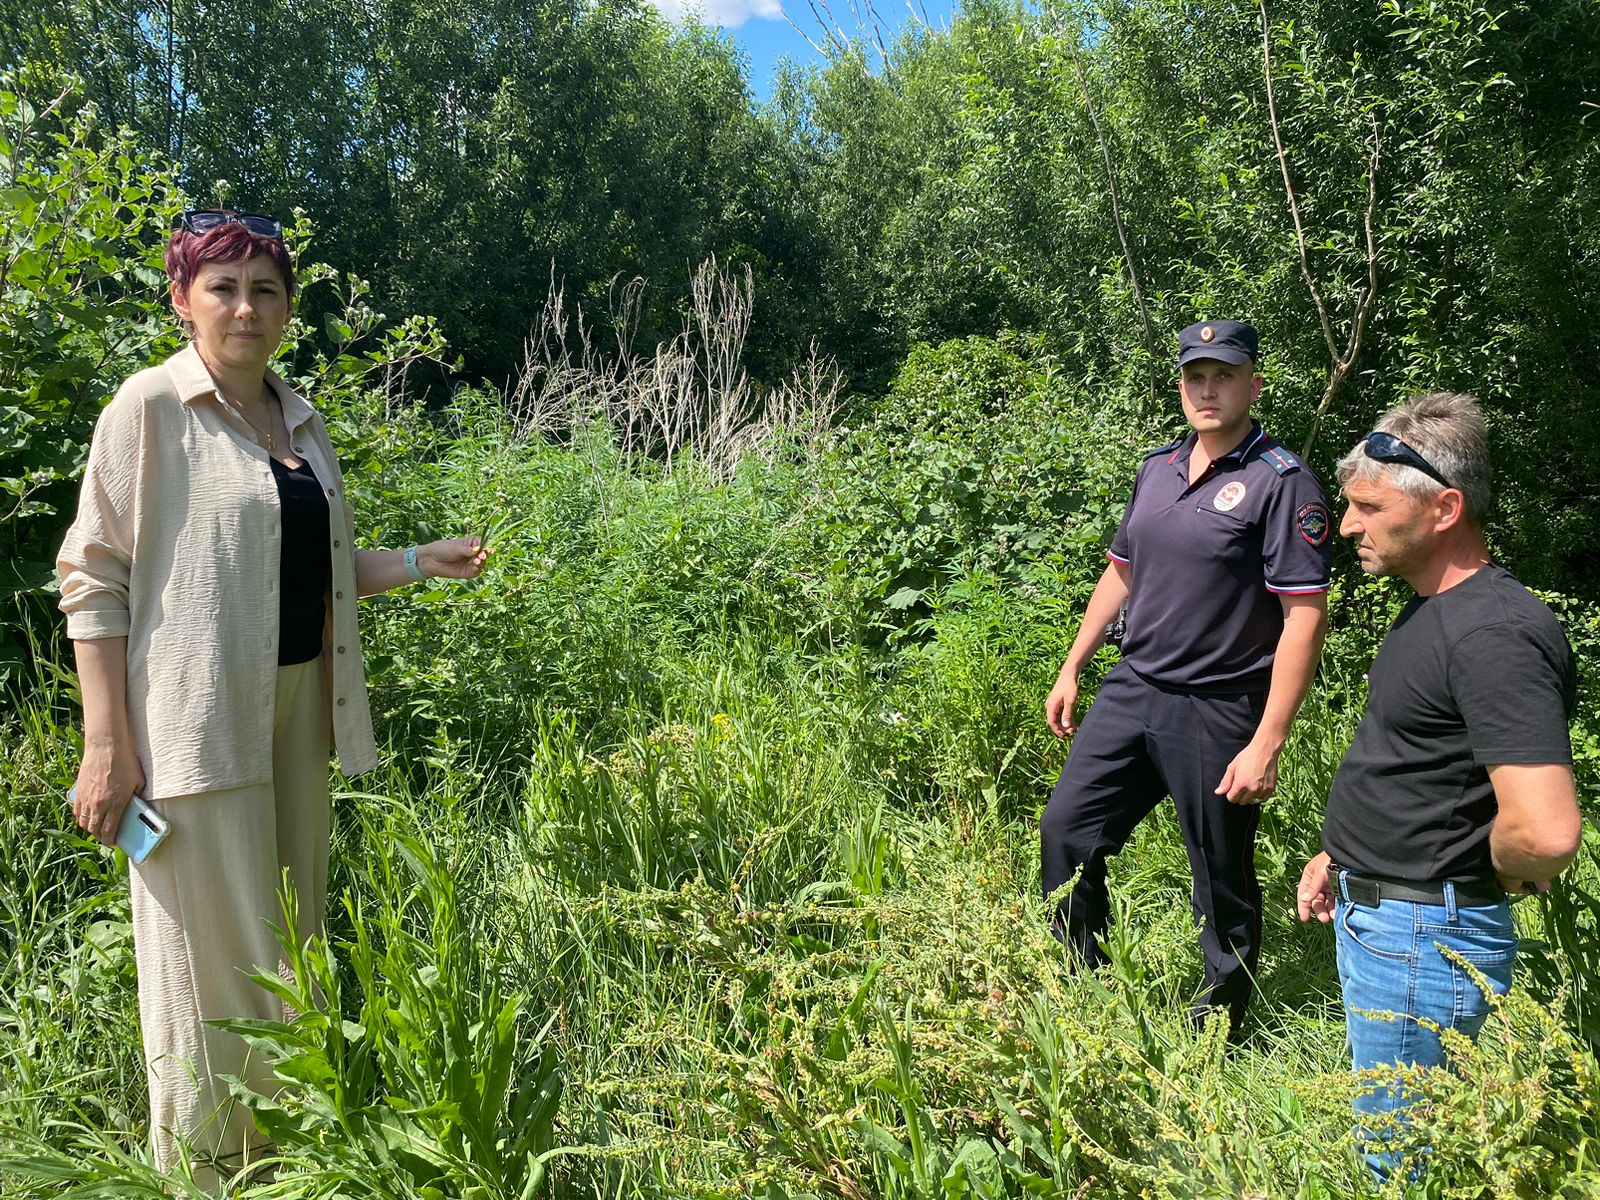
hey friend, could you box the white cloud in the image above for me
[650,0,784,29]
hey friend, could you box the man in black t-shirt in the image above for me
[1296,392,1580,1180]
[1042,320,1333,1032]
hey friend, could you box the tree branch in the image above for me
[1060,18,1159,403]
[1303,125,1381,458]
[1260,0,1338,362]
[1260,0,1382,459]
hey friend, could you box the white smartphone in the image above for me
[66,785,171,864]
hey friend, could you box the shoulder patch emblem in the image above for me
[1214,481,1247,512]
[1297,500,1330,546]
[1261,446,1301,476]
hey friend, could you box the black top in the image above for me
[270,455,331,666]
[1107,422,1333,693]
[1322,564,1576,882]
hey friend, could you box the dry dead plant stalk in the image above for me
[787,0,899,74]
[505,269,608,445]
[502,260,844,480]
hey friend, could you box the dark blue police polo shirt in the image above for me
[1107,422,1332,693]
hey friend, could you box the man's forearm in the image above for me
[1253,599,1328,748]
[1491,839,1577,886]
[1489,763,1582,884]
[1061,561,1131,679]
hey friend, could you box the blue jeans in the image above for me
[1333,875,1516,1183]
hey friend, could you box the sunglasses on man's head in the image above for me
[173,210,283,239]
[1362,431,1455,491]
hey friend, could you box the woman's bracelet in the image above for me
[403,545,427,584]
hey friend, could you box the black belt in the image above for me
[1333,867,1504,909]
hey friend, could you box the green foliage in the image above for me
[0,73,183,677]
[4,0,828,386]
[344,404,824,752]
[816,335,1162,635]
[1379,979,1600,1197]
[216,796,561,1199]
[793,0,1600,587]
[0,680,145,1146]
[6,488,1600,1198]
[6,9,1600,1197]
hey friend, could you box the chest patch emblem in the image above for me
[1213,481,1247,512]
[1297,500,1330,545]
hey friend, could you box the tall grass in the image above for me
[10,639,1600,1196]
[5,337,1600,1197]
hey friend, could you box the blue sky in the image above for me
[651,0,958,101]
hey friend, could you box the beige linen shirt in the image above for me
[56,342,379,799]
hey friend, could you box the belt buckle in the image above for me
[1342,873,1381,908]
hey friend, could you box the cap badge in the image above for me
[1213,481,1247,512]
[1200,325,1216,343]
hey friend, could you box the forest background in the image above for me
[3,0,1600,1196]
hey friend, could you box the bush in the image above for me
[0,73,185,681]
[813,335,1164,638]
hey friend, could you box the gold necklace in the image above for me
[222,390,278,453]
[195,348,280,453]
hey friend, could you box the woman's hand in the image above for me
[420,536,490,580]
[356,539,491,596]
[74,735,147,847]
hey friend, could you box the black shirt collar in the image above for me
[1172,420,1265,466]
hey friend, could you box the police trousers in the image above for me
[128,655,332,1193]
[1040,661,1264,1025]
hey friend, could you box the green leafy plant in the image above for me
[218,797,562,1199]
[0,73,184,679]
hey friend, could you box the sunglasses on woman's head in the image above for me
[1362,431,1454,491]
[173,210,283,239]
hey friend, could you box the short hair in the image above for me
[164,218,295,301]
[1336,392,1491,524]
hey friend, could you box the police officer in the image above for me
[1041,319,1332,1029]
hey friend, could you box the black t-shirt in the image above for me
[270,455,331,666]
[1322,564,1576,881]
[1108,423,1333,693]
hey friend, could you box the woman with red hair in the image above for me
[57,210,486,1189]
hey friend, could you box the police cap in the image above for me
[1178,319,1258,368]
